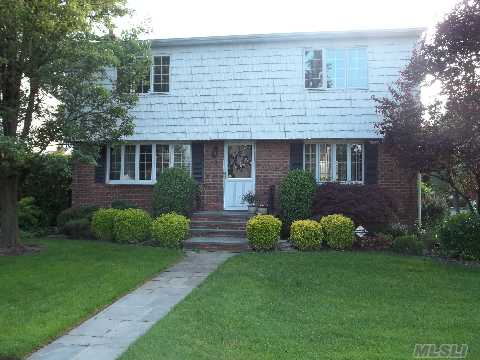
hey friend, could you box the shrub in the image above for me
[113,209,152,243]
[151,212,190,248]
[320,214,355,250]
[289,220,323,250]
[392,234,423,255]
[18,197,43,231]
[422,183,448,225]
[63,218,93,239]
[57,205,99,230]
[383,222,411,238]
[91,208,121,241]
[153,167,198,216]
[111,200,138,209]
[279,170,316,227]
[246,215,282,250]
[438,212,480,260]
[355,233,393,251]
[312,183,398,231]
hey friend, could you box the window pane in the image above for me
[152,56,170,93]
[319,144,332,182]
[227,144,252,178]
[326,49,346,89]
[136,71,150,93]
[347,48,368,88]
[109,146,121,180]
[173,144,191,172]
[336,144,347,182]
[305,50,323,89]
[156,144,170,178]
[304,144,316,176]
[351,144,363,182]
[122,145,136,180]
[139,145,152,180]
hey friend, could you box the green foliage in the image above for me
[63,218,92,239]
[111,200,138,209]
[392,235,424,256]
[246,215,282,250]
[153,168,199,216]
[241,191,258,206]
[113,209,152,243]
[279,170,316,227]
[151,213,190,248]
[91,208,121,241]
[439,213,480,260]
[21,153,72,226]
[57,205,99,231]
[17,197,43,231]
[421,182,448,225]
[289,220,323,250]
[320,214,355,250]
[0,137,30,176]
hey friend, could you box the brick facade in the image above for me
[72,140,418,224]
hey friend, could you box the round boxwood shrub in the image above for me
[290,219,323,250]
[113,209,152,243]
[57,205,99,230]
[439,212,480,260]
[279,170,316,227]
[392,234,423,255]
[91,208,121,241]
[151,212,190,248]
[246,215,282,250]
[320,214,355,250]
[153,167,198,216]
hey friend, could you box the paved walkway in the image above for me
[29,251,235,360]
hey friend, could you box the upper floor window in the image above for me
[136,55,170,94]
[305,48,368,90]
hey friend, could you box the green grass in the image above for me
[0,238,182,359]
[121,252,480,360]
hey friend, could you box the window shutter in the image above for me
[191,142,204,184]
[365,142,378,185]
[95,146,107,183]
[289,142,304,170]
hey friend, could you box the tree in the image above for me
[375,0,480,216]
[0,0,150,251]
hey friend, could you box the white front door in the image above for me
[223,142,255,210]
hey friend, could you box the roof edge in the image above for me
[151,28,426,48]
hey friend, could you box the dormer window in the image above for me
[305,48,368,89]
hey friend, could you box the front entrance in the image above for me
[223,142,255,210]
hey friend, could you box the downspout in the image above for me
[417,172,422,228]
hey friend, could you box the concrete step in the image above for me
[191,211,253,222]
[185,236,250,252]
[190,228,246,237]
[190,220,246,231]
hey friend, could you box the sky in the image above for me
[122,0,459,39]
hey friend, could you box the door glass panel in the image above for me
[228,144,252,178]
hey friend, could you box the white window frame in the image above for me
[304,47,368,90]
[136,55,170,95]
[303,142,365,184]
[106,143,191,185]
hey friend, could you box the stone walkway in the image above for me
[29,251,235,360]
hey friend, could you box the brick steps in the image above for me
[185,237,250,252]
[190,220,246,231]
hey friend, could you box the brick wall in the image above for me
[199,141,224,211]
[378,144,418,224]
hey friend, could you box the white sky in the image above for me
[123,0,458,39]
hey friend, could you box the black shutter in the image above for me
[289,142,304,170]
[95,146,107,183]
[364,142,378,185]
[191,142,204,184]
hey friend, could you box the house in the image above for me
[72,28,423,224]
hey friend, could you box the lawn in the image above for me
[121,251,480,360]
[0,238,182,359]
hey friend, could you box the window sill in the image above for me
[305,87,369,92]
[316,181,364,185]
[107,180,156,186]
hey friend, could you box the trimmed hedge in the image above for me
[64,218,93,239]
[151,212,190,248]
[290,220,323,250]
[320,214,355,250]
[57,205,99,231]
[153,168,198,216]
[246,215,282,251]
[113,209,152,243]
[279,170,316,228]
[91,208,121,241]
[392,234,423,256]
[439,212,480,260]
[312,183,397,231]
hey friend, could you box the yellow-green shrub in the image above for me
[91,208,121,241]
[113,209,152,243]
[290,220,323,250]
[152,212,190,248]
[246,215,282,250]
[320,214,355,250]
